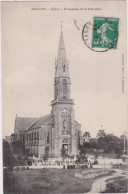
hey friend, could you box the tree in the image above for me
[11,140,25,156]
[3,140,16,169]
[94,150,99,161]
[60,146,68,160]
[89,138,101,150]
[79,144,87,155]
[80,130,124,158]
[43,146,49,161]
[97,134,124,155]
[11,140,28,166]
[97,130,106,138]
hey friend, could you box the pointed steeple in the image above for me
[51,23,74,105]
[55,22,69,78]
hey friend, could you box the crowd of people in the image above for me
[28,157,94,169]
[31,159,76,168]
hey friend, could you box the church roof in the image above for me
[14,117,38,132]
[14,114,54,132]
[14,114,80,132]
[75,120,81,126]
[27,114,54,131]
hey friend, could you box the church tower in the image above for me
[51,23,81,157]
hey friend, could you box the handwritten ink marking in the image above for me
[74,20,80,30]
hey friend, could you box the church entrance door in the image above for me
[62,144,68,155]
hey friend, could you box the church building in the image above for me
[11,26,82,158]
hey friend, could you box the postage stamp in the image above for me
[82,17,119,52]
[92,17,119,49]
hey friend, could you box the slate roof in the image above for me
[75,120,81,126]
[14,114,79,132]
[27,114,54,131]
[14,117,38,132]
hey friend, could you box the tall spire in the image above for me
[55,22,69,78]
[52,23,73,103]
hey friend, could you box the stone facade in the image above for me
[11,27,82,158]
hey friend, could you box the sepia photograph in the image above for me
[1,1,128,193]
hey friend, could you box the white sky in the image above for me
[2,1,127,138]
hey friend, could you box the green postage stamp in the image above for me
[92,17,119,49]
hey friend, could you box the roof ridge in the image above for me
[26,114,52,131]
[16,117,38,119]
[25,118,40,131]
[14,117,38,132]
[75,120,81,125]
[42,114,54,125]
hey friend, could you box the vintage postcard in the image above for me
[1,1,128,193]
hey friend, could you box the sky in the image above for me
[1,1,128,138]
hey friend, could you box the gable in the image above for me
[14,117,38,132]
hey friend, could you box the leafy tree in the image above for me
[11,140,25,156]
[11,140,28,166]
[79,144,87,155]
[97,134,124,155]
[80,132,124,157]
[43,146,49,161]
[60,146,68,160]
[76,146,87,164]
[97,130,106,138]
[89,138,101,150]
[94,150,99,161]
[3,140,16,169]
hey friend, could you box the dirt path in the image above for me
[88,169,126,193]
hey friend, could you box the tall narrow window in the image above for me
[63,79,67,98]
[37,131,39,140]
[47,132,50,144]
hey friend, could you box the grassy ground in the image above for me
[102,177,128,193]
[4,169,94,194]
[87,151,121,159]
[97,153,120,159]
[103,167,128,193]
